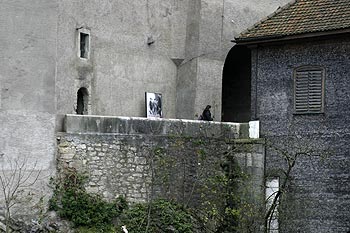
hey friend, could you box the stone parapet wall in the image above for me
[57,134,265,205]
[64,114,248,139]
[58,115,265,206]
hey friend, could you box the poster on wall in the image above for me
[145,92,162,118]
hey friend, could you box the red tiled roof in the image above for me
[235,0,350,43]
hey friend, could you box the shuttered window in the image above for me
[294,67,325,114]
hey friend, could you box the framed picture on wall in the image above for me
[145,92,162,118]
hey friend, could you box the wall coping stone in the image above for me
[64,114,250,139]
[228,138,266,144]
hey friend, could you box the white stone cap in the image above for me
[249,120,260,139]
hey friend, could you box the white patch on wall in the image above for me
[249,120,259,138]
[266,178,279,233]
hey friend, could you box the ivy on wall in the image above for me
[49,168,127,232]
[52,136,264,232]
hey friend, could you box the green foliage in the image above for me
[118,199,194,233]
[153,147,166,156]
[193,139,205,146]
[75,225,117,233]
[49,169,127,231]
[49,141,262,233]
[196,152,251,233]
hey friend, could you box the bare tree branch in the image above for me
[0,158,42,233]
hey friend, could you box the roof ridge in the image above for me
[236,0,298,39]
[234,0,350,43]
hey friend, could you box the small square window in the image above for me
[294,66,325,114]
[77,28,90,59]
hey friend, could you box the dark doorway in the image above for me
[222,45,251,122]
[76,87,88,115]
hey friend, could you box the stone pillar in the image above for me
[176,0,224,120]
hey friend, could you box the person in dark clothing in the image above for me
[200,105,213,121]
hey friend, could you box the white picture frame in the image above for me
[145,92,162,118]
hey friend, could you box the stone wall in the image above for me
[57,115,265,209]
[251,36,350,232]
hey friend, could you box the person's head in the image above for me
[205,105,211,110]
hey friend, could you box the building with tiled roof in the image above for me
[223,0,350,232]
[235,0,350,44]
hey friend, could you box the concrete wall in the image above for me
[0,0,57,178]
[56,0,189,124]
[176,0,290,120]
[0,0,291,126]
[252,36,350,232]
[0,0,58,221]
[0,0,292,123]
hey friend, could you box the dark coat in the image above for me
[200,105,213,121]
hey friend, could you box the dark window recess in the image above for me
[80,32,89,58]
[294,67,324,114]
[222,45,251,122]
[76,88,88,115]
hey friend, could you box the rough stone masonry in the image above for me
[57,115,265,208]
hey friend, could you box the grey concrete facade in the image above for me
[0,0,289,166]
[251,36,350,232]
[0,0,58,180]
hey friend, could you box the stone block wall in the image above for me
[57,115,265,209]
[57,134,151,203]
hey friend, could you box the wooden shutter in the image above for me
[294,67,324,114]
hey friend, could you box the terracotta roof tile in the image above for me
[235,0,350,42]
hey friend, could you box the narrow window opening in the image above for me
[80,32,89,59]
[76,88,88,115]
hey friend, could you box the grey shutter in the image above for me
[295,68,324,114]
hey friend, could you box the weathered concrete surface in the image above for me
[0,1,58,217]
[55,0,189,123]
[0,0,58,167]
[0,0,58,113]
[224,0,291,39]
[195,58,223,119]
[64,114,246,139]
[93,52,177,118]
[175,0,290,120]
[0,110,56,220]
[0,110,56,169]
[0,0,291,122]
